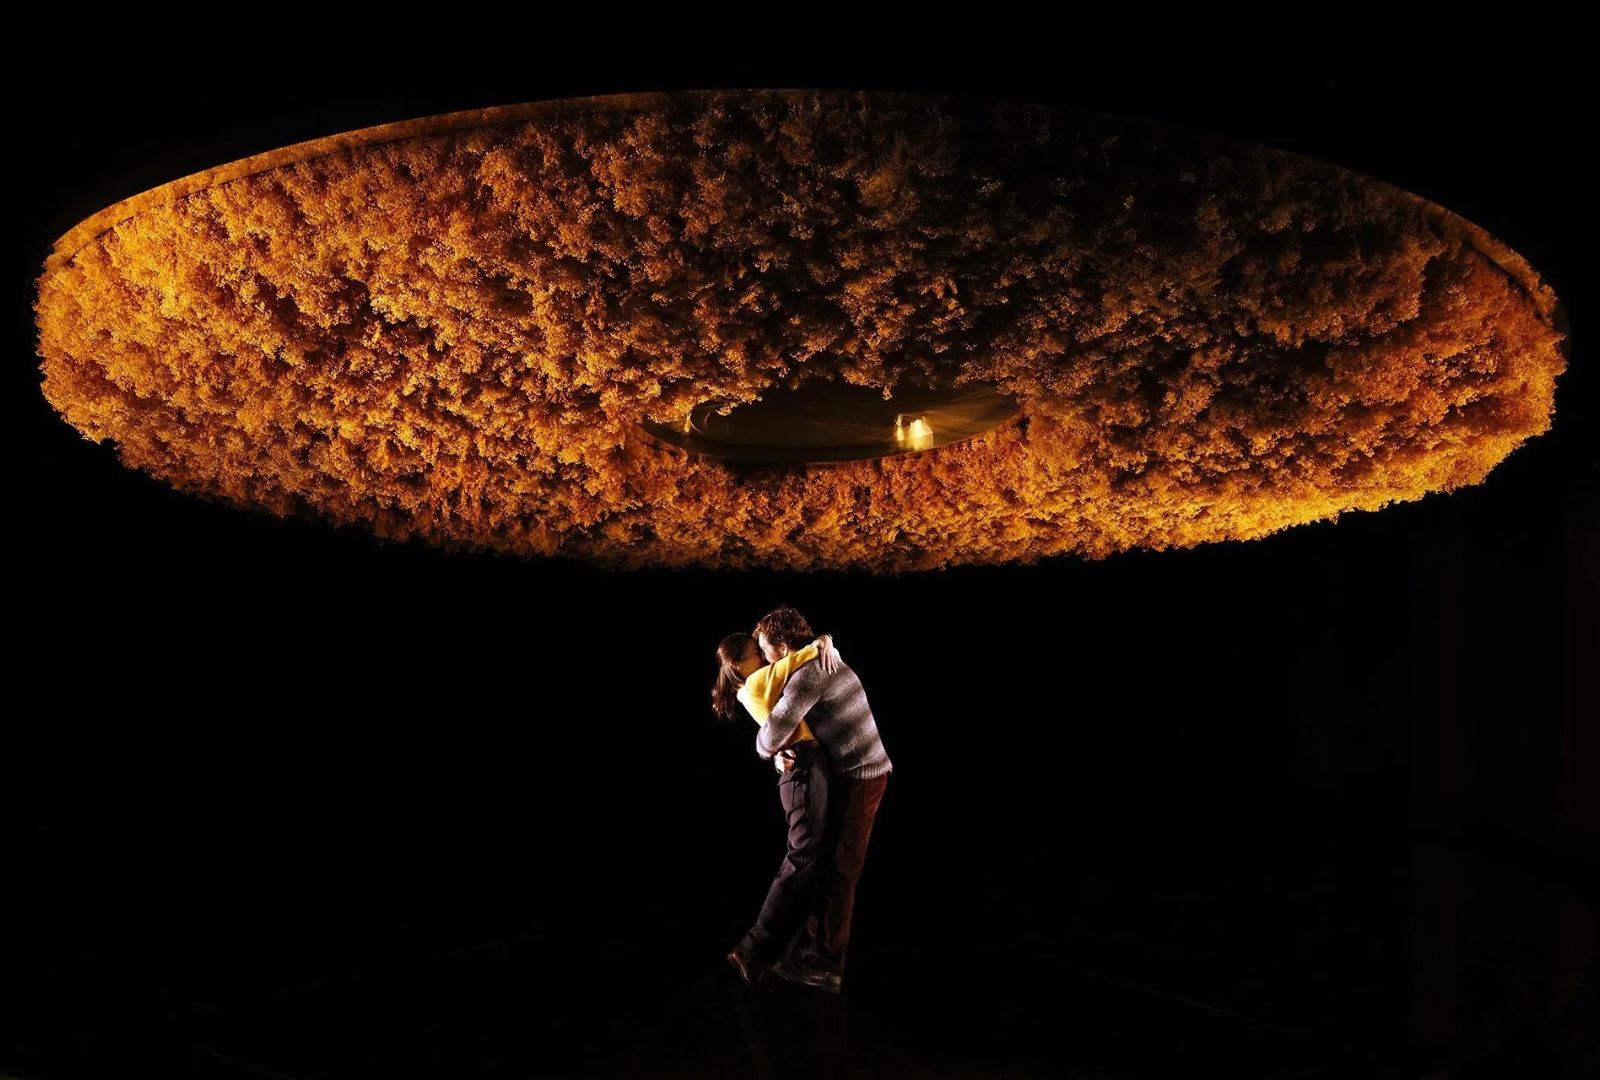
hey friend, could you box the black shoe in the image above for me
[770,958,843,994]
[726,949,767,986]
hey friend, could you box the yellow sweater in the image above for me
[736,641,820,745]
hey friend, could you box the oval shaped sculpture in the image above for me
[33,89,1567,572]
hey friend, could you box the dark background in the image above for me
[9,11,1595,1078]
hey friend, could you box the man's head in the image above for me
[754,605,814,662]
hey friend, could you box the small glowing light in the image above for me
[894,414,934,445]
[892,413,934,452]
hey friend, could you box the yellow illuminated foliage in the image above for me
[33,91,1566,571]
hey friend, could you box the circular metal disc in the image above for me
[639,379,1023,464]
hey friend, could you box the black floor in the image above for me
[0,932,1408,1078]
[8,840,1591,1079]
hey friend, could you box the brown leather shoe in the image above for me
[726,949,766,986]
[770,958,842,994]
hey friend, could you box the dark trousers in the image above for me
[791,770,889,976]
[738,742,833,966]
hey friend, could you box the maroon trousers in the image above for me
[789,770,889,976]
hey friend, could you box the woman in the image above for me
[712,630,838,985]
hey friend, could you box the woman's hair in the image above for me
[753,605,814,651]
[712,632,756,723]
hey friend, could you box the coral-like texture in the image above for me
[34,90,1566,571]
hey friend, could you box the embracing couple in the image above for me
[710,605,893,995]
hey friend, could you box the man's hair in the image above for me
[754,605,814,650]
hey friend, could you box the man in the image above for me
[752,605,893,994]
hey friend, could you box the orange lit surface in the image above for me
[33,90,1566,571]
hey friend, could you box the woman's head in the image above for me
[711,632,764,723]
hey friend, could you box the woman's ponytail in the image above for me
[711,632,755,723]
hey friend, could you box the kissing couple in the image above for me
[710,605,893,994]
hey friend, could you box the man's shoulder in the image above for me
[791,658,830,685]
[784,657,865,700]
[792,657,855,688]
[822,659,864,690]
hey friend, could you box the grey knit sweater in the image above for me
[755,660,893,781]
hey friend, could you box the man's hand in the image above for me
[774,749,797,774]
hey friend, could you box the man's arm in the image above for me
[755,662,826,760]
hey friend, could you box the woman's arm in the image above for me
[816,633,840,674]
[745,637,837,727]
[746,640,819,716]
